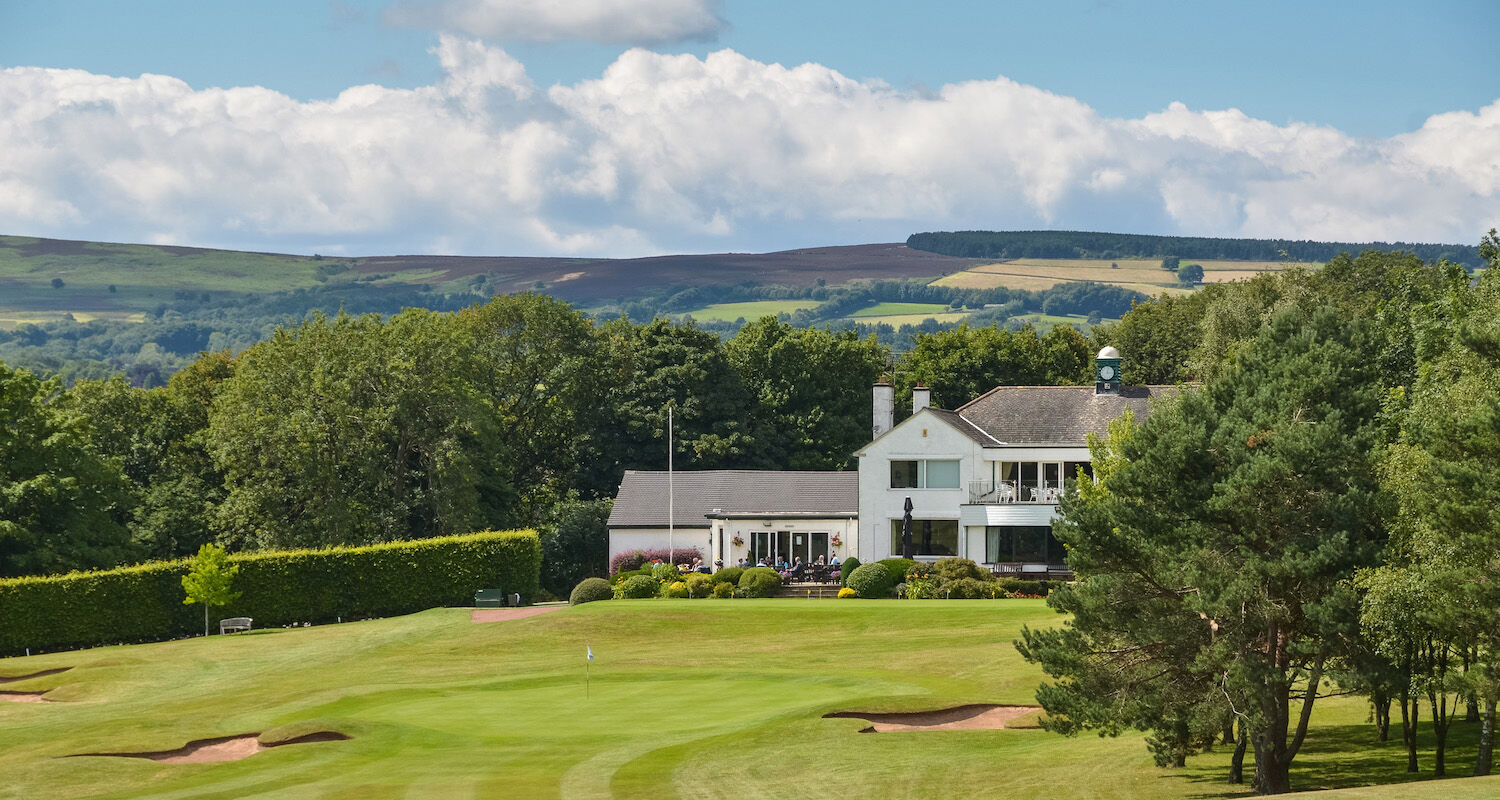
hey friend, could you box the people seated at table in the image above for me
[830,555,841,568]
[814,555,826,566]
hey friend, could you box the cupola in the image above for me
[1095,346,1122,395]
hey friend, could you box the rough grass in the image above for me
[0,600,1494,798]
[926,256,1310,296]
[679,299,828,322]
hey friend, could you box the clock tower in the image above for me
[1095,346,1122,395]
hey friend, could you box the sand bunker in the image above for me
[0,691,50,703]
[471,606,563,623]
[824,704,1043,732]
[72,731,349,764]
[0,667,70,684]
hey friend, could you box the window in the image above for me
[889,459,961,489]
[985,525,1065,564]
[890,519,959,557]
[890,460,919,488]
[926,460,960,489]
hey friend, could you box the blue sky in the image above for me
[1,0,1496,256]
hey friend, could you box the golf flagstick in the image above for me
[585,642,594,699]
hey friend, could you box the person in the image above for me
[815,555,826,566]
[830,555,841,567]
[737,557,748,568]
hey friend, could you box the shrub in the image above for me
[905,573,939,599]
[738,567,781,598]
[616,575,658,599]
[651,562,680,581]
[839,557,861,586]
[609,547,704,575]
[934,558,988,584]
[685,573,714,598]
[713,567,744,585]
[946,577,998,599]
[569,577,613,605]
[997,578,1047,597]
[838,587,857,599]
[711,581,735,599]
[0,530,540,656]
[847,562,894,599]
[663,581,690,599]
[879,558,918,585]
[609,568,649,585]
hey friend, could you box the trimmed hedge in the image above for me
[879,558,918,585]
[847,562,894,599]
[570,577,613,605]
[685,573,714,598]
[738,567,781,598]
[839,557,860,586]
[712,567,744,586]
[0,530,540,656]
[997,578,1049,597]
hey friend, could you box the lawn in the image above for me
[679,299,828,322]
[0,600,1495,799]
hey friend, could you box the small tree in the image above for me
[1178,263,1205,285]
[182,544,241,636]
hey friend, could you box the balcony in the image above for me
[967,480,1061,505]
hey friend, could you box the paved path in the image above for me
[470,606,565,623]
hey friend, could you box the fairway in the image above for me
[0,601,1495,799]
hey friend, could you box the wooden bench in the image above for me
[219,617,253,634]
[475,589,519,608]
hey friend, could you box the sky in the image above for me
[1,0,1496,257]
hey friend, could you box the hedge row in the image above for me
[0,530,540,656]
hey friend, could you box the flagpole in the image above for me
[585,641,592,700]
[668,404,674,565]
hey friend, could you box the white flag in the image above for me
[586,645,594,661]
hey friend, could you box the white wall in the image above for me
[856,409,987,563]
[608,528,714,565]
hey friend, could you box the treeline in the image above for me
[907,229,1482,268]
[1019,232,1500,793]
[0,298,1096,596]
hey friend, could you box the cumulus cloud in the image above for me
[385,0,725,45]
[0,40,1496,257]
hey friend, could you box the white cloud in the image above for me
[0,41,1496,257]
[385,0,725,45]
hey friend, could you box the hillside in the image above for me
[907,230,1482,268]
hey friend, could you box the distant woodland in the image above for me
[907,229,1483,267]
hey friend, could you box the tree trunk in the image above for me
[203,602,210,637]
[1229,720,1248,784]
[1401,684,1420,773]
[1476,698,1496,777]
[1374,695,1391,742]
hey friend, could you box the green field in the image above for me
[0,600,1494,799]
[927,257,1319,296]
[850,302,956,317]
[679,299,828,322]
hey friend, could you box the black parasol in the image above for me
[901,496,914,560]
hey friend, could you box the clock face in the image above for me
[1100,365,1116,380]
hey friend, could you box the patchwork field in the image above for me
[0,600,1493,799]
[928,257,1319,296]
[679,299,828,322]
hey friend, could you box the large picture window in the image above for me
[889,459,961,489]
[985,525,1065,564]
[890,519,959,557]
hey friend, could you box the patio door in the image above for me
[791,532,829,565]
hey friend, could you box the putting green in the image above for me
[0,600,1495,798]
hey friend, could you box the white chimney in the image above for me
[912,384,931,414]
[873,377,894,439]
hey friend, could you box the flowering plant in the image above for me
[830,534,842,547]
[731,535,744,547]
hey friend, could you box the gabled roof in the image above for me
[956,385,1181,447]
[607,469,858,528]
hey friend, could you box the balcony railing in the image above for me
[967,480,1062,505]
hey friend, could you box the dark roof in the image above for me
[955,385,1182,446]
[607,470,858,528]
